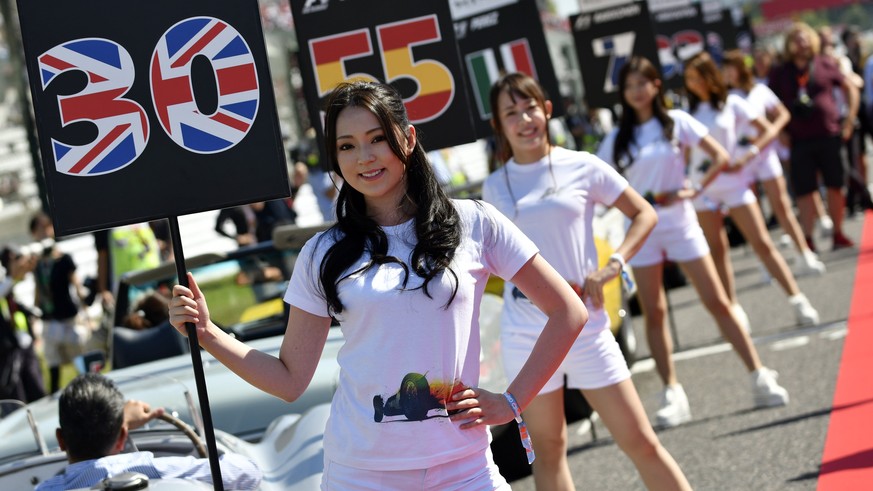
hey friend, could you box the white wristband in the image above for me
[608,252,626,271]
[748,144,759,156]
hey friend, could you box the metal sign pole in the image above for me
[168,216,224,491]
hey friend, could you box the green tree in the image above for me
[799,9,830,28]
[837,4,871,29]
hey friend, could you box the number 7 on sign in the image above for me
[592,32,635,94]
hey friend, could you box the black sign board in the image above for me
[700,3,738,65]
[571,1,661,108]
[452,0,562,138]
[17,0,289,236]
[290,0,475,153]
[734,11,756,55]
[650,3,706,89]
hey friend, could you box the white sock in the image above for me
[788,293,807,304]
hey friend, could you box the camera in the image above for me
[18,243,41,259]
[19,238,54,259]
[792,94,815,119]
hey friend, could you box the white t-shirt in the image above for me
[482,146,626,338]
[731,84,784,178]
[688,94,756,195]
[284,199,538,470]
[597,109,707,228]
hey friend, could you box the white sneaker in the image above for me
[817,216,834,238]
[757,260,772,285]
[789,293,819,326]
[654,384,692,428]
[731,303,751,333]
[794,250,826,277]
[751,367,789,408]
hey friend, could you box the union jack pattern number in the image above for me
[37,16,260,176]
[38,38,149,176]
[151,17,259,154]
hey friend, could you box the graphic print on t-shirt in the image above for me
[373,373,467,422]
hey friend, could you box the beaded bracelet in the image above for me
[503,391,535,464]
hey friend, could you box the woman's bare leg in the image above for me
[584,380,692,491]
[520,388,574,491]
[677,256,761,372]
[633,263,676,385]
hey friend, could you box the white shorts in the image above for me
[501,326,630,394]
[321,446,509,491]
[43,317,87,367]
[629,218,710,268]
[692,186,756,212]
[775,141,790,162]
[751,152,784,182]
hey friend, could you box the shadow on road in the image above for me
[715,397,873,439]
[819,447,873,476]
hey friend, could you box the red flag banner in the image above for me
[760,0,860,21]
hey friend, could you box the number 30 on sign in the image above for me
[37,16,259,176]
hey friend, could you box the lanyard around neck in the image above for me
[797,60,814,88]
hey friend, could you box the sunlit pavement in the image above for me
[509,210,873,490]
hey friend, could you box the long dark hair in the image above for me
[613,56,674,172]
[489,72,552,163]
[685,51,727,113]
[319,81,460,314]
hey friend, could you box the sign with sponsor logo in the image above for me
[291,0,475,152]
[17,0,288,236]
[649,2,706,89]
[451,0,562,138]
[577,0,636,12]
[571,1,661,107]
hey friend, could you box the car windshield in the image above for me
[0,375,199,465]
[123,246,302,340]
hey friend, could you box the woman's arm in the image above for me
[766,99,791,134]
[695,134,731,189]
[840,75,860,141]
[448,254,587,428]
[734,116,776,170]
[68,270,88,309]
[505,254,587,407]
[169,272,332,402]
[582,188,657,308]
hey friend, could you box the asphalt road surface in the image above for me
[506,210,869,490]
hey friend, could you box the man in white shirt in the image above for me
[35,373,261,490]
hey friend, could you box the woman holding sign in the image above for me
[596,57,789,430]
[170,81,586,489]
[483,72,690,491]
[682,50,820,330]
